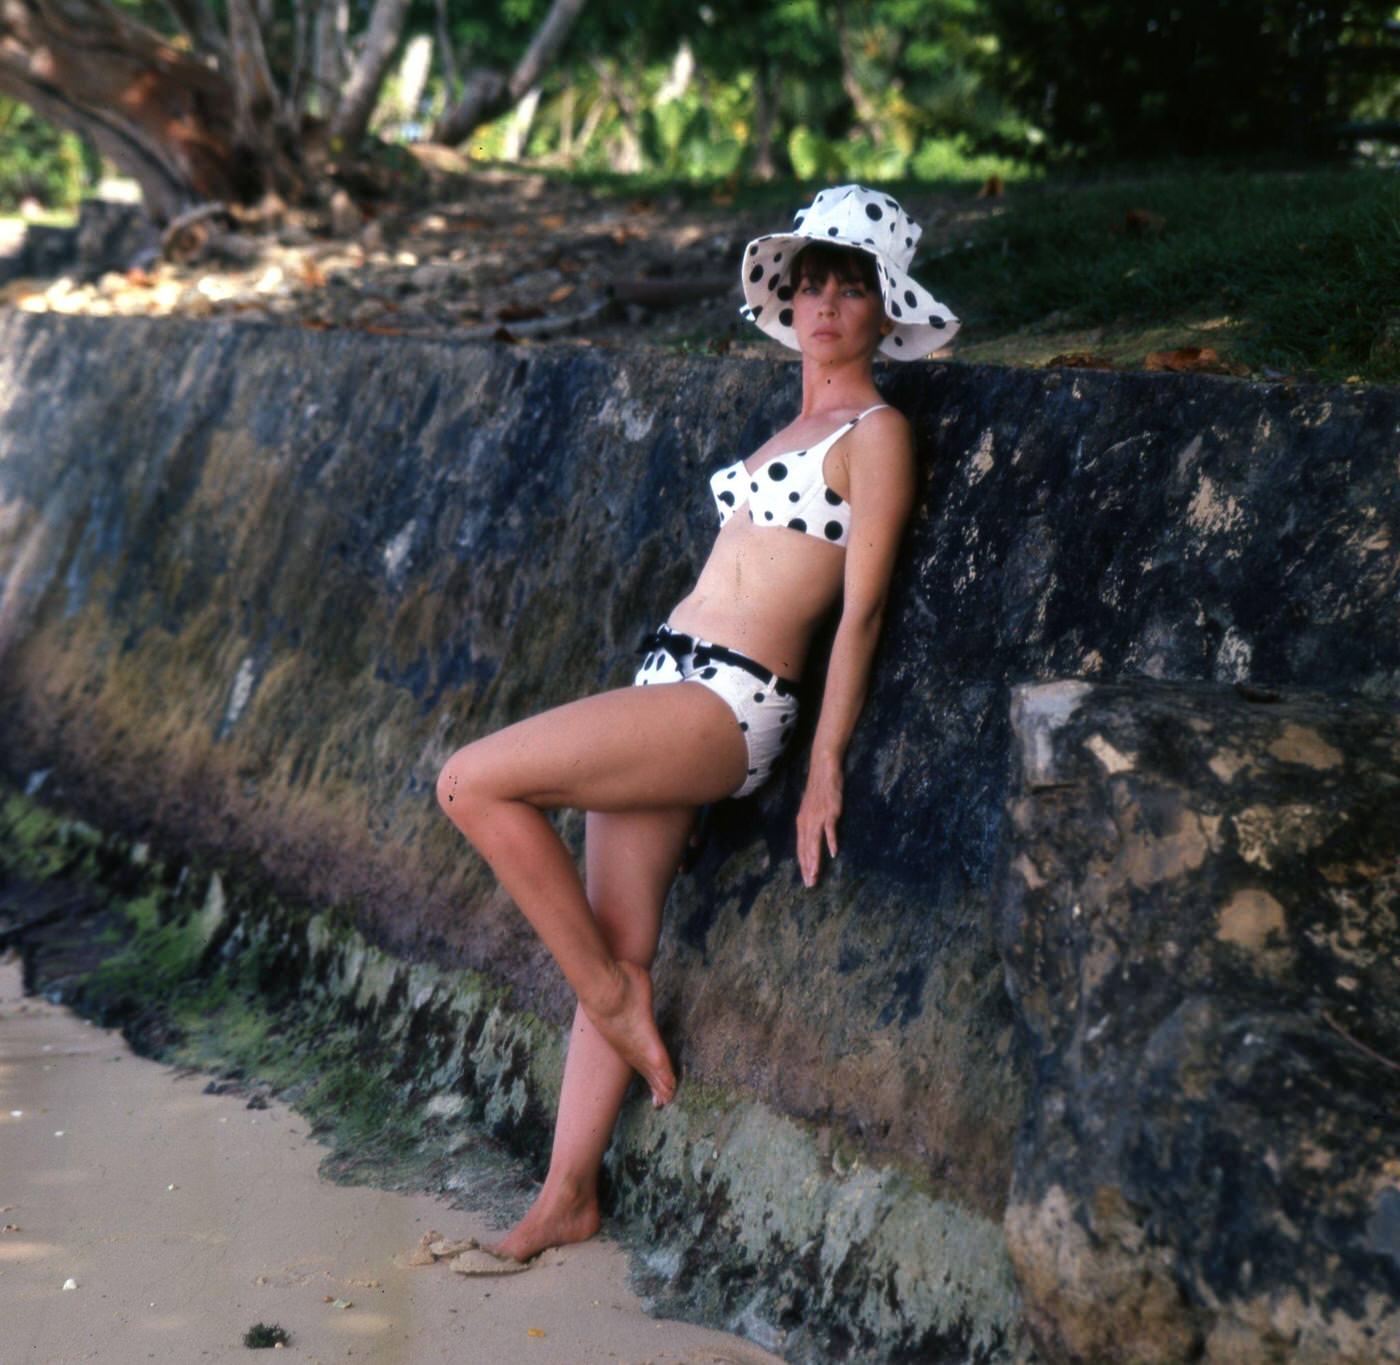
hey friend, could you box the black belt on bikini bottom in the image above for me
[636,625,799,699]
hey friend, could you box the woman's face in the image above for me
[791,265,892,362]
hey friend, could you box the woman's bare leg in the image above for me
[490,805,697,1262]
[436,683,746,1106]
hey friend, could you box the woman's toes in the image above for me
[649,1064,678,1107]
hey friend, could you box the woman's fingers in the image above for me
[797,810,840,887]
[796,815,818,886]
[798,820,813,885]
[798,764,843,887]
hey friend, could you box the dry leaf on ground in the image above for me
[1115,208,1167,237]
[1143,346,1248,375]
[1044,351,1116,370]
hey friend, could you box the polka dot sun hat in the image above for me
[738,184,959,361]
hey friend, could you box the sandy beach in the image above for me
[0,956,782,1365]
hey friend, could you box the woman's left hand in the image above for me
[797,755,843,887]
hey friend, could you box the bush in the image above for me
[0,98,89,210]
[981,0,1400,161]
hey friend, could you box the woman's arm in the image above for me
[798,408,917,887]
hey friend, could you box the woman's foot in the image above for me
[583,960,676,1107]
[488,1181,602,1263]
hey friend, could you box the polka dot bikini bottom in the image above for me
[633,620,800,799]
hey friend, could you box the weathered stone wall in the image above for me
[1,310,1397,1360]
[1001,681,1400,1363]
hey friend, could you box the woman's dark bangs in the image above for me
[793,243,878,290]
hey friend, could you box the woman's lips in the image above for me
[812,329,840,338]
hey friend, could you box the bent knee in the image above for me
[436,747,488,819]
[436,744,534,825]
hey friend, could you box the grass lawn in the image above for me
[587,156,1400,385]
[929,160,1400,385]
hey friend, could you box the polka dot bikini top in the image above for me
[709,403,890,547]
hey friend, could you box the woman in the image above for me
[436,184,959,1263]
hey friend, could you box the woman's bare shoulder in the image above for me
[865,403,912,434]
[844,404,914,465]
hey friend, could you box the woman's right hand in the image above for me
[797,755,843,888]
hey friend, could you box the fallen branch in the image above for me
[607,275,731,309]
[160,202,268,268]
[160,201,230,252]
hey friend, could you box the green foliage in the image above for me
[786,126,844,181]
[640,93,747,179]
[0,98,89,210]
[109,0,183,30]
[0,796,103,881]
[910,135,1015,183]
[449,0,1024,186]
[979,0,1400,162]
[4,0,1392,268]
[433,0,589,73]
[0,0,1025,192]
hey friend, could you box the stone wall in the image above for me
[0,310,1396,1360]
[1001,681,1400,1362]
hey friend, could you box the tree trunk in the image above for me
[163,0,229,67]
[833,0,883,146]
[594,59,642,173]
[311,0,349,118]
[328,0,411,149]
[432,0,588,147]
[0,0,238,220]
[751,56,778,180]
[572,83,608,160]
[558,80,575,158]
[378,32,432,132]
[655,38,694,104]
[288,0,310,115]
[227,0,288,149]
[432,0,461,109]
[0,0,313,221]
[503,84,541,160]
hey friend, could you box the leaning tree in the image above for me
[0,0,590,223]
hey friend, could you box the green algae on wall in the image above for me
[0,784,1027,1363]
[614,1095,1023,1361]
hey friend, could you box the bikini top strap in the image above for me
[803,404,890,457]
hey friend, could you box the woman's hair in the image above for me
[790,242,881,295]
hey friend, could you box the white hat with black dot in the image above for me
[738,183,959,360]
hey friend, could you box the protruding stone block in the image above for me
[1000,680,1400,1363]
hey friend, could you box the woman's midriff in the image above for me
[666,518,846,682]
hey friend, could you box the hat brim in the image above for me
[738,231,960,360]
